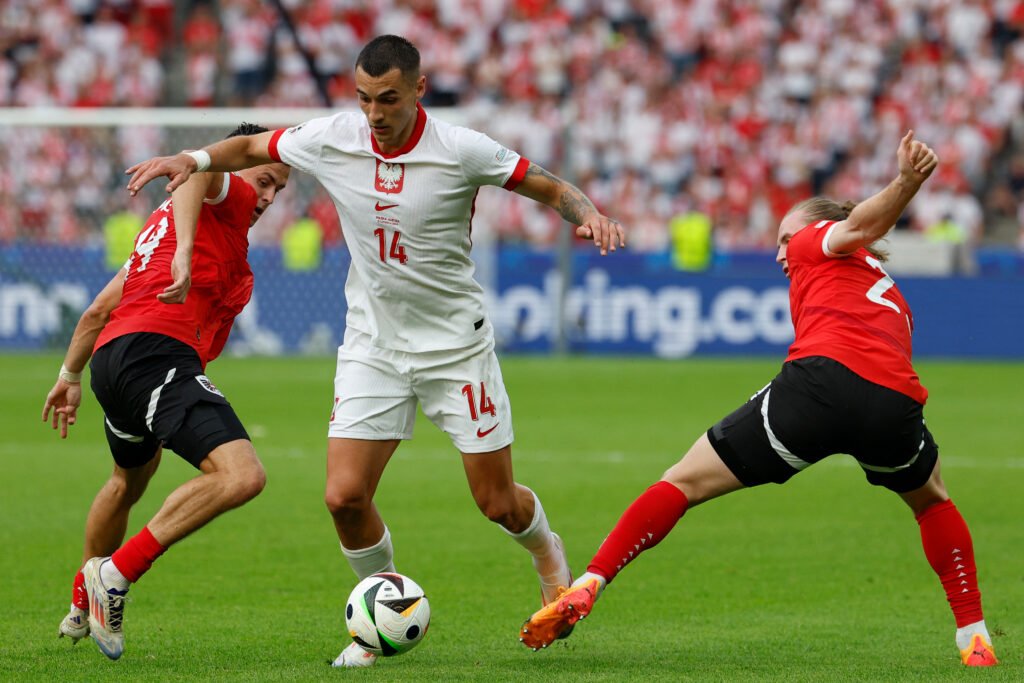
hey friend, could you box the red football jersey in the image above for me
[95,173,257,367]
[784,220,928,404]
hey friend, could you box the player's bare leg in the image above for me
[325,437,400,668]
[60,453,161,644]
[520,433,743,649]
[84,440,266,659]
[144,439,266,544]
[899,459,997,666]
[462,446,572,607]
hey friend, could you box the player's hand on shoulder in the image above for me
[125,153,196,197]
[576,214,626,256]
[897,130,938,186]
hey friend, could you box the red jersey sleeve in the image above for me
[785,219,840,270]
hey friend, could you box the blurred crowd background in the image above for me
[1,0,1022,256]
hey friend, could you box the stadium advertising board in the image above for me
[1,246,1021,359]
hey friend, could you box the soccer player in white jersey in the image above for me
[126,34,626,667]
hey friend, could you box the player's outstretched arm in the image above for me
[42,270,126,438]
[125,130,278,197]
[157,172,223,304]
[827,130,938,255]
[513,162,626,256]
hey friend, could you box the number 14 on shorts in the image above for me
[461,382,496,421]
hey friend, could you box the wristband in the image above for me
[59,364,82,384]
[185,149,211,172]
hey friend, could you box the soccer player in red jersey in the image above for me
[42,123,289,660]
[520,131,998,667]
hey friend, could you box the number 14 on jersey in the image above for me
[374,228,408,264]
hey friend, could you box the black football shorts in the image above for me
[707,356,937,493]
[89,332,249,469]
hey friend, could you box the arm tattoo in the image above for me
[525,163,598,224]
[558,186,598,225]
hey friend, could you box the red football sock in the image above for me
[72,570,88,610]
[587,481,689,584]
[916,499,984,627]
[110,526,167,584]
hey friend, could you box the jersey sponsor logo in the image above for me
[476,423,499,438]
[375,201,399,211]
[375,160,405,194]
[195,375,224,397]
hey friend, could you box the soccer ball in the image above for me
[345,572,430,656]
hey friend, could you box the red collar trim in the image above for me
[371,103,427,159]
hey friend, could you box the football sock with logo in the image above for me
[71,570,88,610]
[503,489,566,584]
[587,480,689,584]
[915,499,985,628]
[109,526,166,586]
[341,526,396,580]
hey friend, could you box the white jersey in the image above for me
[269,105,528,353]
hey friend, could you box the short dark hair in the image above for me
[356,35,420,79]
[226,122,268,139]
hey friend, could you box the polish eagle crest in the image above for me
[375,161,405,193]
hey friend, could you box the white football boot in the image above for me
[332,641,377,668]
[58,606,90,643]
[82,557,128,660]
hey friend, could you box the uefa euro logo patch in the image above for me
[375,160,405,194]
[195,375,224,397]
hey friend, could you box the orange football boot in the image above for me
[960,633,998,667]
[519,578,600,650]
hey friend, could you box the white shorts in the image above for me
[328,328,515,453]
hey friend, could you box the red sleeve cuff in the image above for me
[267,129,286,162]
[503,157,530,191]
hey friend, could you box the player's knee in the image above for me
[324,486,372,519]
[900,484,949,516]
[236,461,267,503]
[101,475,131,506]
[208,443,266,505]
[104,468,149,507]
[220,459,266,506]
[476,495,518,529]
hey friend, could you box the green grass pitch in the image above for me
[0,354,1021,681]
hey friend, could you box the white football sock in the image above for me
[955,620,991,651]
[503,489,568,585]
[100,558,130,590]
[340,526,396,580]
